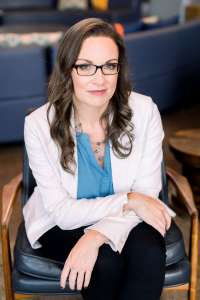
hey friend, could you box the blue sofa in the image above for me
[0,45,47,143]
[0,0,141,26]
[125,19,200,111]
[0,19,200,143]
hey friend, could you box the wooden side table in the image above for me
[169,129,200,207]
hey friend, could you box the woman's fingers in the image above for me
[60,232,99,291]
[84,269,92,288]
[60,263,70,288]
[154,206,172,231]
[156,208,171,233]
[152,209,172,236]
[61,268,92,290]
[146,209,168,237]
[68,269,78,290]
[76,270,85,291]
[163,210,171,230]
[61,266,88,291]
[150,219,165,237]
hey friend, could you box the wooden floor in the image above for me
[0,102,200,300]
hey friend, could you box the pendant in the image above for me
[98,155,104,161]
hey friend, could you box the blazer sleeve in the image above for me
[24,116,128,230]
[84,101,174,253]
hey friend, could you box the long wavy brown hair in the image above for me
[47,18,134,174]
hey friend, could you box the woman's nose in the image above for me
[93,68,105,83]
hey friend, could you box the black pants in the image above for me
[39,222,166,300]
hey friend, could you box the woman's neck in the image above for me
[73,103,107,134]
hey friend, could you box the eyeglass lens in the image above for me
[74,63,119,76]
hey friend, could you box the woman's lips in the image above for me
[88,89,106,96]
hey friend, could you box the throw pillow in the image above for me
[57,0,88,10]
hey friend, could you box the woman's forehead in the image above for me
[77,36,119,63]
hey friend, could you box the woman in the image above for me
[23,18,175,300]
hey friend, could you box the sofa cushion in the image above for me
[0,46,46,99]
[57,0,88,10]
[0,0,56,11]
[0,32,63,47]
[124,20,200,111]
[0,97,45,143]
[124,20,144,34]
[2,9,84,26]
[142,15,179,31]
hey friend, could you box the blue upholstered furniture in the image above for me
[0,19,200,142]
[0,45,47,143]
[0,0,57,11]
[50,19,200,113]
[0,0,141,26]
[1,151,199,300]
[125,19,200,111]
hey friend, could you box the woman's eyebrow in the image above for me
[76,58,119,63]
[76,58,92,63]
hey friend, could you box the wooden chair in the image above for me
[1,150,199,300]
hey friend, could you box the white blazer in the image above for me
[23,92,173,253]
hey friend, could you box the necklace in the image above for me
[92,141,106,162]
[74,120,106,163]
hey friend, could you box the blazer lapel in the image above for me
[59,107,78,198]
[110,136,142,194]
[60,148,77,198]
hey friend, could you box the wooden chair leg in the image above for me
[1,174,23,300]
[189,288,197,300]
[188,216,199,300]
[15,294,34,299]
[1,228,15,300]
[1,230,33,300]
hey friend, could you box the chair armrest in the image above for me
[1,173,22,229]
[166,166,199,291]
[166,166,198,217]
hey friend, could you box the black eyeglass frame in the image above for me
[73,62,120,76]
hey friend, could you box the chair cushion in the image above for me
[12,269,78,294]
[165,220,186,266]
[164,256,190,287]
[13,258,190,294]
[14,222,63,281]
[14,219,186,283]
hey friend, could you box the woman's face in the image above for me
[71,36,119,111]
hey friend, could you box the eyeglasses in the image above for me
[73,62,120,76]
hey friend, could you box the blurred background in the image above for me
[0,1,200,300]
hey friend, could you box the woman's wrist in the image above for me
[127,192,133,200]
[125,192,139,212]
[86,229,108,248]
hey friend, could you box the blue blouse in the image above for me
[76,132,114,199]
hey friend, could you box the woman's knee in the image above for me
[81,245,123,300]
[94,244,123,277]
[123,222,166,270]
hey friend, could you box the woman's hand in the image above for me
[60,230,108,291]
[124,192,171,237]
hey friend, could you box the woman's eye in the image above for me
[104,63,117,70]
[78,64,91,71]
